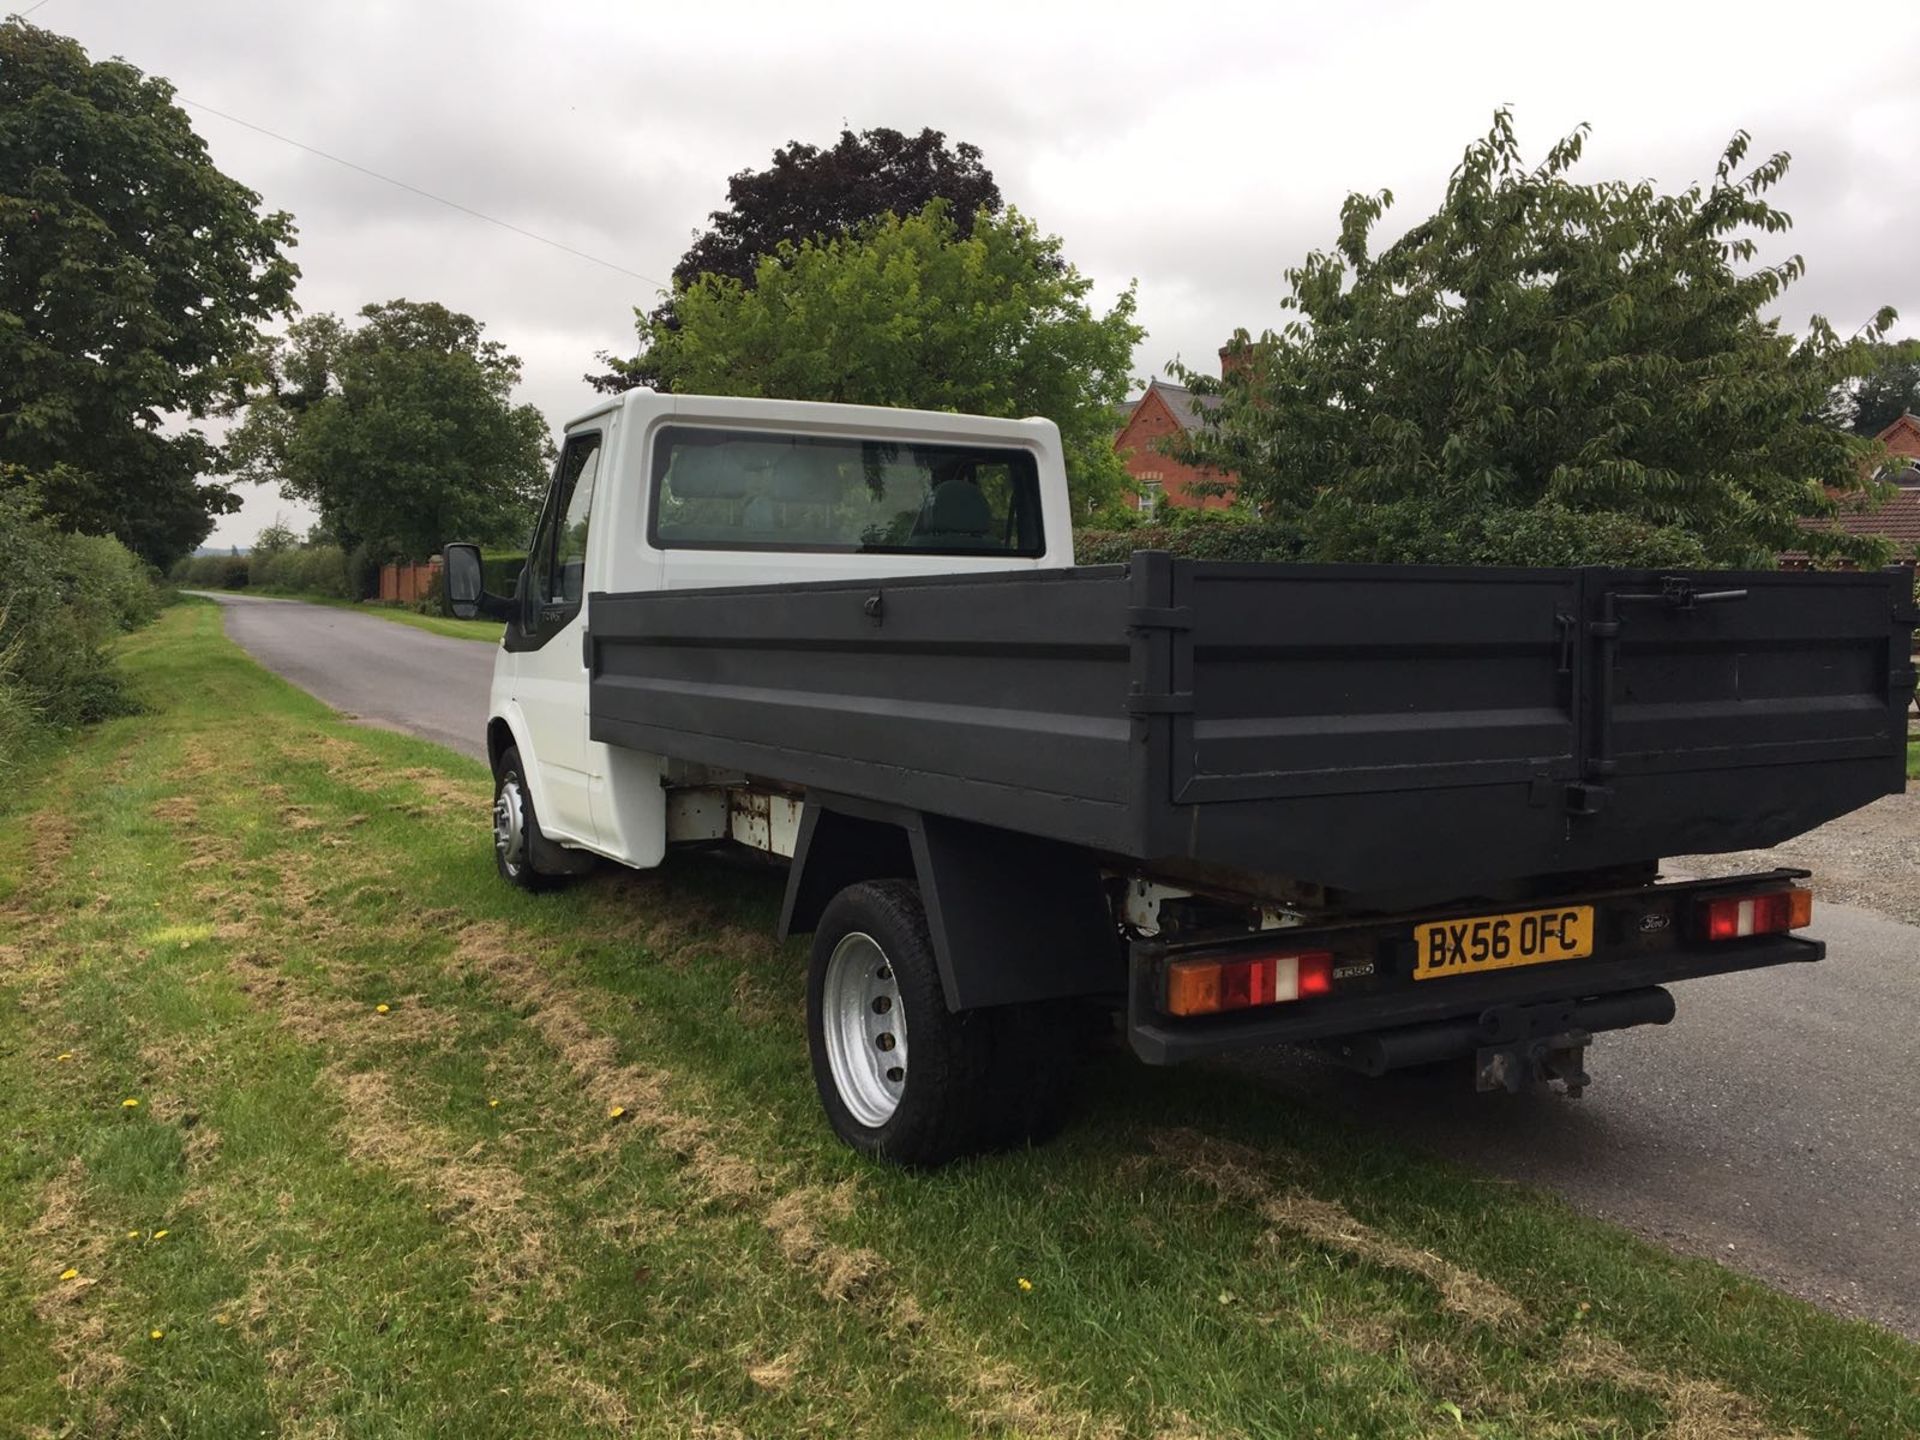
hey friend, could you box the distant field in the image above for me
[2,603,1915,1438]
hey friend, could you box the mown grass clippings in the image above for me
[1150,1127,1524,1328]
[26,1160,125,1399]
[1557,1330,1805,1440]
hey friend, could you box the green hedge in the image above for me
[482,551,525,595]
[2,491,162,776]
[169,544,373,599]
[1075,499,1711,570]
[1074,521,1302,566]
[1299,499,1711,569]
[168,551,252,589]
[251,544,352,598]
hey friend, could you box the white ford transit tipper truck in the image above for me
[444,388,1916,1166]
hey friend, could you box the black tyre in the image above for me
[492,746,560,892]
[807,879,1071,1167]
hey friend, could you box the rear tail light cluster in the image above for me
[1695,887,1812,941]
[1165,949,1333,1017]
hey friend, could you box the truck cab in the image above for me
[470,389,1076,877]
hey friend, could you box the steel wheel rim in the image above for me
[495,774,527,872]
[822,931,907,1128]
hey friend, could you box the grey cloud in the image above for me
[42,0,1920,547]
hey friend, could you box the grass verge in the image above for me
[2,603,1916,1438]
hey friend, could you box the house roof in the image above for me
[1113,379,1223,436]
[1782,418,1920,563]
[1790,481,1920,563]
[1145,379,1224,432]
[1828,485,1920,547]
[1875,412,1920,457]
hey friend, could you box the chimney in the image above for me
[1218,328,1253,379]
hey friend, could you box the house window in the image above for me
[1136,476,1165,514]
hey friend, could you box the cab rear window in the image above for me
[648,426,1045,556]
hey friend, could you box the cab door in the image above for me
[507,428,603,844]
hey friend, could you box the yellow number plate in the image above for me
[1413,906,1594,981]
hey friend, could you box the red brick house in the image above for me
[1785,413,1920,566]
[1879,411,1920,468]
[1111,377,1236,513]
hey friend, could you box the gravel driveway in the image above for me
[1674,786,1920,926]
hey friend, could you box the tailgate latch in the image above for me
[1619,577,1750,612]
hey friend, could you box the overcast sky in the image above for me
[30,0,1920,546]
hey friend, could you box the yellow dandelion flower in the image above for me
[375,1003,390,1015]
[121,1098,141,1109]
[150,1328,165,1341]
[488,1098,500,1108]
[56,1052,72,1062]
[151,1229,170,1241]
[607,1105,626,1120]
[1017,1277,1033,1292]
[127,1230,139,1240]
[59,1267,79,1281]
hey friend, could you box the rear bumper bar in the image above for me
[1127,930,1822,1066]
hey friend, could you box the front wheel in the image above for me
[492,746,560,892]
[807,880,1071,1167]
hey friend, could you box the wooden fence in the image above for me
[378,558,441,604]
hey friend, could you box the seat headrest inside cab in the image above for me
[770,449,846,503]
[666,445,750,499]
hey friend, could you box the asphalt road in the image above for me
[202,591,1919,1339]
[199,592,492,762]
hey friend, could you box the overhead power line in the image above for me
[179,97,668,290]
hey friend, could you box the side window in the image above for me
[554,444,600,604]
[525,432,601,623]
[524,485,562,612]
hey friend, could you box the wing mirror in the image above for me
[441,542,513,621]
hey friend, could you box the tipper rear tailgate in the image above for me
[1150,559,1914,899]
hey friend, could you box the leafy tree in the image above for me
[675,127,1001,290]
[1174,110,1898,568]
[252,515,299,558]
[590,127,1001,393]
[0,20,298,567]
[640,202,1143,511]
[1822,339,1920,438]
[225,300,549,561]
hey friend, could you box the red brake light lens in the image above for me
[1296,952,1333,997]
[1695,887,1812,941]
[1165,950,1334,1017]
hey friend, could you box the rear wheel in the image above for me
[492,746,560,892]
[807,880,1072,1166]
